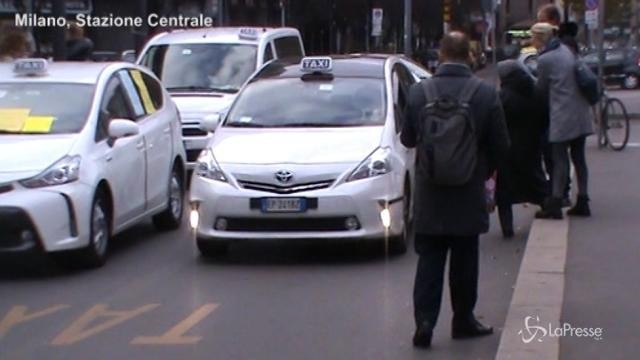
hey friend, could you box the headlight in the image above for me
[21,155,81,188]
[195,149,227,182]
[347,147,392,182]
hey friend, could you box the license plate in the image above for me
[261,198,306,213]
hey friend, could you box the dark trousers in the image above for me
[413,234,479,329]
[543,139,571,199]
[551,136,589,199]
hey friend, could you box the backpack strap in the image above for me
[459,77,482,105]
[421,79,439,105]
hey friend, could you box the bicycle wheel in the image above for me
[604,97,630,151]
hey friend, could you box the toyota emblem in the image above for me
[275,170,294,184]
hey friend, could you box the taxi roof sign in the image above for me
[13,58,48,77]
[301,57,332,73]
[238,28,259,40]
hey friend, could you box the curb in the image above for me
[495,216,569,360]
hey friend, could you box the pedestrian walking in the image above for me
[0,31,30,62]
[531,22,594,220]
[496,59,550,238]
[401,31,510,349]
[66,23,94,61]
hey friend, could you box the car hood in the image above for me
[0,135,76,183]
[211,127,384,165]
[171,94,235,120]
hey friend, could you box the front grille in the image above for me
[238,179,334,194]
[186,149,201,162]
[221,217,358,232]
[0,207,40,250]
[182,127,208,137]
[0,184,13,194]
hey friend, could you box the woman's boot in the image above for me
[567,195,591,217]
[535,197,563,220]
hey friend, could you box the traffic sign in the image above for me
[585,0,598,11]
[585,9,598,29]
[372,8,383,37]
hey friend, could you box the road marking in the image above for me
[51,304,159,346]
[0,305,69,339]
[131,304,218,345]
[626,143,640,147]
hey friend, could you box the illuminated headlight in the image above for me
[380,208,391,229]
[189,209,200,230]
[347,147,392,182]
[21,155,81,188]
[195,149,227,182]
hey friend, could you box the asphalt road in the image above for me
[0,206,533,360]
[561,129,640,359]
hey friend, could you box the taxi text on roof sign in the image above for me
[13,58,48,77]
[238,28,259,40]
[301,57,332,73]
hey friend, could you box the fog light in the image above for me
[189,209,200,229]
[215,218,228,231]
[345,216,359,231]
[380,208,391,229]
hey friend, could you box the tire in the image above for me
[79,192,110,267]
[604,98,630,151]
[389,184,412,255]
[623,74,639,90]
[197,238,229,258]
[152,167,184,231]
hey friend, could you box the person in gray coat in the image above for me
[531,22,594,219]
[401,32,510,349]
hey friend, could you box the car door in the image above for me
[391,62,417,175]
[94,75,147,228]
[121,68,173,211]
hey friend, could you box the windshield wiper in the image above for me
[166,86,238,94]
[271,122,360,128]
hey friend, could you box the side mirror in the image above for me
[121,50,137,63]
[108,119,140,140]
[200,114,221,133]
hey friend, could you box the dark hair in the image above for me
[538,4,561,24]
[439,32,470,63]
[0,31,28,56]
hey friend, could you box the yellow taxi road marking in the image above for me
[51,304,160,346]
[0,305,70,339]
[131,304,219,345]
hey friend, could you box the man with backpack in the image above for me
[401,31,510,349]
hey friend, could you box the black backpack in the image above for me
[417,78,481,186]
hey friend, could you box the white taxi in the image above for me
[137,27,305,168]
[0,59,186,267]
[190,55,430,256]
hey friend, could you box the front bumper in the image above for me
[189,173,405,243]
[0,182,94,253]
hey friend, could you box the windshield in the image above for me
[225,78,386,128]
[0,83,94,135]
[141,43,258,93]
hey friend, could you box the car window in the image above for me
[225,77,386,128]
[96,77,135,142]
[118,70,146,119]
[273,36,303,59]
[131,69,164,114]
[140,43,258,93]
[263,43,274,63]
[0,83,94,135]
[392,64,413,132]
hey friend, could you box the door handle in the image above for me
[106,154,113,162]
[136,141,145,150]
[163,127,171,134]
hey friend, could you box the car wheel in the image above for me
[623,74,639,89]
[78,192,110,267]
[197,238,229,258]
[152,167,184,231]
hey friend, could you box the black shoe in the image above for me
[452,317,494,340]
[535,198,563,220]
[413,321,433,349]
[561,197,572,208]
[502,229,515,239]
[567,195,591,217]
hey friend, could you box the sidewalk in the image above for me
[560,141,640,359]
